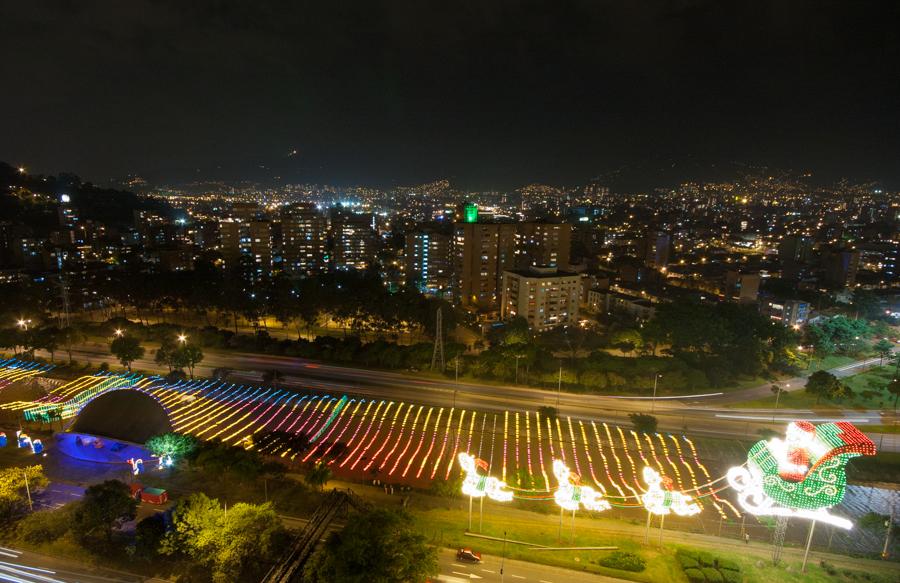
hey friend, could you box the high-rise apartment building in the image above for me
[332,211,376,271]
[453,222,517,308]
[500,267,581,330]
[724,269,760,303]
[643,231,671,269]
[823,247,860,289]
[516,222,571,269]
[218,218,272,279]
[404,227,452,296]
[281,203,327,275]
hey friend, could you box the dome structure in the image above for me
[71,390,172,444]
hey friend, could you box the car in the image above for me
[456,548,482,563]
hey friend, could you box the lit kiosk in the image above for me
[728,421,876,570]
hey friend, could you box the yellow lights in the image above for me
[177,334,188,343]
[114,329,124,337]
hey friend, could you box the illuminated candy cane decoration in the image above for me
[641,467,700,516]
[553,459,610,512]
[458,452,513,502]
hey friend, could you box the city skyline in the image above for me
[3,1,900,189]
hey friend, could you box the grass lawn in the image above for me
[411,503,900,583]
[730,365,898,411]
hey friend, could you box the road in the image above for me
[436,548,628,583]
[0,545,166,582]
[36,343,898,450]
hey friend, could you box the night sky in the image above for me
[2,1,899,189]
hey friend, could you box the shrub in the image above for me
[718,558,740,572]
[820,560,838,576]
[598,551,646,572]
[678,554,700,569]
[684,567,706,582]
[678,549,699,560]
[701,567,723,583]
[722,569,741,583]
[17,505,74,543]
[696,551,716,567]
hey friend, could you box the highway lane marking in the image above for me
[452,571,482,579]
[480,568,496,573]
[539,580,554,583]
[511,575,526,579]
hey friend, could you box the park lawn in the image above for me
[411,505,683,582]
[731,365,897,411]
[411,504,900,583]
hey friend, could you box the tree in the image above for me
[34,326,61,362]
[175,344,204,378]
[134,513,167,560]
[629,413,658,434]
[873,338,893,365]
[305,462,332,491]
[888,378,900,411]
[805,370,846,404]
[154,334,178,372]
[109,336,145,371]
[306,508,438,583]
[146,432,198,463]
[162,493,287,583]
[60,326,85,364]
[0,465,47,524]
[72,480,137,543]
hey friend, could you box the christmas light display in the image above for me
[552,459,610,512]
[128,458,144,475]
[3,365,744,520]
[642,467,701,516]
[727,421,875,529]
[458,452,513,502]
[0,432,6,448]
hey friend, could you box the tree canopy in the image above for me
[305,508,437,583]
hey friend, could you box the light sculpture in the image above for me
[458,452,513,502]
[128,457,144,475]
[641,467,700,516]
[727,421,875,529]
[552,459,610,512]
[31,439,43,455]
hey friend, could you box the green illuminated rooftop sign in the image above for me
[464,203,478,223]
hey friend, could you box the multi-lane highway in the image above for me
[37,343,898,450]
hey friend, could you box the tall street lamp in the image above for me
[651,373,662,413]
[556,361,562,408]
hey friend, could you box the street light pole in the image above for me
[454,357,459,409]
[556,362,562,408]
[651,374,661,414]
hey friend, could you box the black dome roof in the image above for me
[71,390,172,444]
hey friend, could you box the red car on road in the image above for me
[456,548,482,563]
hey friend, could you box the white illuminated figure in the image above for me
[457,452,513,502]
[641,467,700,516]
[552,459,610,512]
[128,458,144,475]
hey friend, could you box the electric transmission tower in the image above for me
[431,307,445,371]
